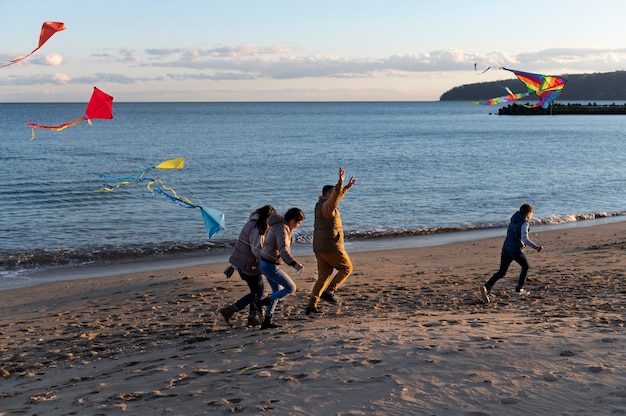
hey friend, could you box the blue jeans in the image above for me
[258,258,297,316]
[234,271,264,316]
[485,249,529,292]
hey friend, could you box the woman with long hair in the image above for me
[220,205,276,327]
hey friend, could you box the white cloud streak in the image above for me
[2,46,626,88]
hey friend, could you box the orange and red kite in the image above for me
[1,21,66,68]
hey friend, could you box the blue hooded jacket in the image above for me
[502,211,529,253]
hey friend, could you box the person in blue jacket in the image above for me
[480,204,544,303]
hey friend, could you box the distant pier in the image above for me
[498,102,626,115]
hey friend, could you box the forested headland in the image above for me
[440,70,626,102]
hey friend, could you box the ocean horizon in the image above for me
[1,101,624,289]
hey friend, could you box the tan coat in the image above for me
[260,213,298,266]
[313,179,351,253]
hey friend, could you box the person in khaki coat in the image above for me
[306,167,356,315]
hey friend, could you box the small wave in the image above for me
[0,241,234,271]
[2,211,624,274]
[345,226,492,240]
[534,211,625,225]
[344,211,626,241]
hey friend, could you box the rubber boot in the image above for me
[220,305,237,327]
[247,314,262,327]
[260,315,281,329]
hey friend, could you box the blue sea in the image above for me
[1,101,625,289]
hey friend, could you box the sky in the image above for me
[1,0,626,102]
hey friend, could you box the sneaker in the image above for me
[224,265,235,278]
[305,306,323,315]
[321,291,341,306]
[480,286,490,303]
[514,288,530,296]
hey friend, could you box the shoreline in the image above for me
[0,215,624,414]
[4,215,625,292]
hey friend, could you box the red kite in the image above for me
[27,86,113,139]
[1,22,66,68]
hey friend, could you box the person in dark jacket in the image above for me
[480,204,544,303]
[220,205,275,327]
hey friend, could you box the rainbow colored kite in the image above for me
[471,65,567,109]
[27,87,113,139]
[1,21,66,68]
[99,158,226,238]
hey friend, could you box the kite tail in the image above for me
[98,157,225,239]
[474,63,491,74]
[98,180,138,192]
[148,179,226,238]
[474,63,504,75]
[471,92,530,106]
[28,117,87,140]
[98,172,156,192]
[151,188,225,238]
[0,51,36,69]
[147,180,197,206]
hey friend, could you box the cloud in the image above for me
[53,73,70,84]
[0,72,144,86]
[203,45,293,57]
[45,54,64,66]
[3,46,626,89]
[515,48,626,71]
[91,48,142,64]
[160,72,256,81]
[71,73,150,84]
[117,48,142,64]
[143,48,515,78]
[26,54,64,66]
[0,53,64,67]
[0,73,70,86]
[145,48,185,57]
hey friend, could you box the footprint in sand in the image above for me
[500,397,521,405]
[544,373,559,382]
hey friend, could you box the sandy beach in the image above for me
[1,221,624,415]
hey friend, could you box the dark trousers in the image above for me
[234,271,264,315]
[485,250,529,292]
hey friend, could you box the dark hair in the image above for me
[255,205,276,235]
[322,185,334,196]
[284,207,305,223]
[519,204,534,215]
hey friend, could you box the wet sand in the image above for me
[1,221,624,415]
